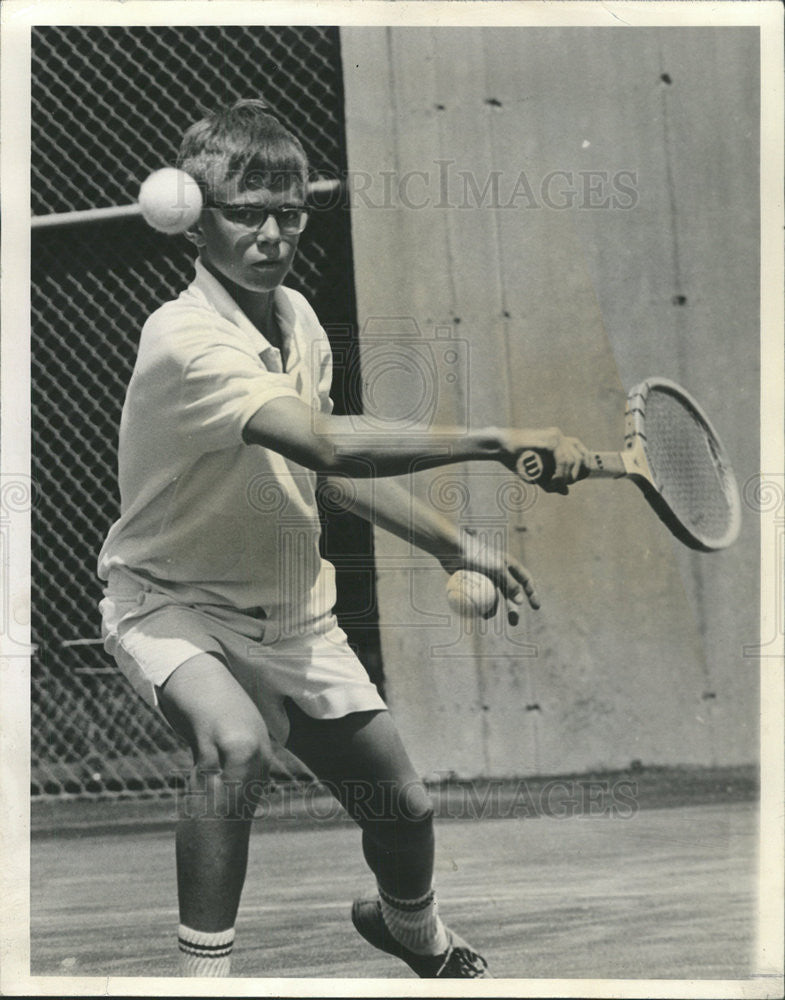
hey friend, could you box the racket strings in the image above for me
[642,388,736,545]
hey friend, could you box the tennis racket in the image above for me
[516,377,742,552]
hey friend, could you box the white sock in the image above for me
[178,923,235,977]
[379,886,450,956]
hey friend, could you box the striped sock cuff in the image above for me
[178,924,235,978]
[379,886,436,914]
[378,885,449,956]
[178,924,235,958]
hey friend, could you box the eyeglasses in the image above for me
[208,202,309,235]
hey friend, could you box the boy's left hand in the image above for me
[440,530,540,623]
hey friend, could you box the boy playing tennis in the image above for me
[98,99,587,979]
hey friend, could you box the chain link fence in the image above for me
[31,26,380,799]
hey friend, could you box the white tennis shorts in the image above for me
[100,568,386,744]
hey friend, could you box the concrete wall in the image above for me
[341,27,760,777]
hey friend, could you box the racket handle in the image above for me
[516,449,555,484]
[516,449,627,484]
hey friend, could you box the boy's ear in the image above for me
[185,223,207,247]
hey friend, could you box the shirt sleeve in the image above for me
[144,313,302,453]
[181,343,302,450]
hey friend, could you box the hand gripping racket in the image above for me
[516,377,742,552]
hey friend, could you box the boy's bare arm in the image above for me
[243,396,586,492]
[321,475,539,615]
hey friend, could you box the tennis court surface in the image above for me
[31,793,757,980]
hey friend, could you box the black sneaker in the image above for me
[351,897,492,978]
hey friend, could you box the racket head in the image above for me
[624,377,742,551]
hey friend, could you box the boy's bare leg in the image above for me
[286,706,445,939]
[286,704,491,976]
[158,654,273,973]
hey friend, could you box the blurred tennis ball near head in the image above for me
[446,570,499,619]
[138,168,203,234]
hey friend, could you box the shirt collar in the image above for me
[189,257,300,367]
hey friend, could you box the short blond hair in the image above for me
[176,98,308,201]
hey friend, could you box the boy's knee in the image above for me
[195,722,272,785]
[399,783,434,825]
[361,784,435,853]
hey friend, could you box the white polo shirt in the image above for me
[98,259,337,621]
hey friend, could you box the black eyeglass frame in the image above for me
[205,202,309,234]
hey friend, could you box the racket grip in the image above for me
[516,449,626,484]
[516,449,555,485]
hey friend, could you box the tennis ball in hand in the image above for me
[446,570,499,619]
[138,168,203,234]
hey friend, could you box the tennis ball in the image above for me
[446,570,499,619]
[138,168,203,234]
